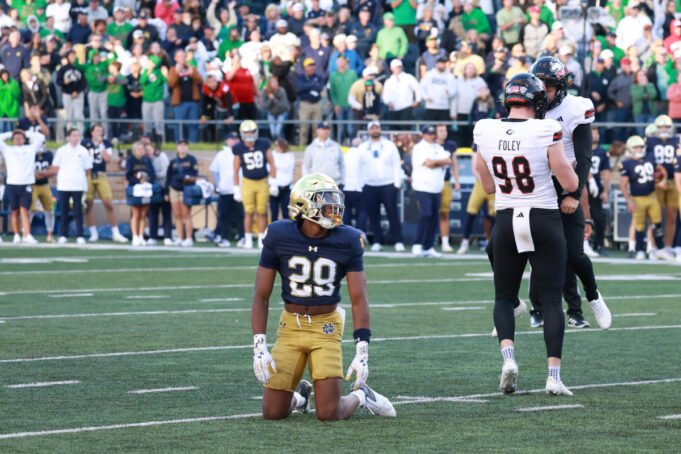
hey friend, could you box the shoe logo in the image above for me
[516,212,524,218]
[556,116,564,122]
[322,323,334,335]
[308,246,318,252]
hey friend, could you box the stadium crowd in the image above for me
[0,0,680,260]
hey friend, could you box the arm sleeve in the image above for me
[569,123,593,199]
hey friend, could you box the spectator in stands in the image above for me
[287,3,306,36]
[558,45,583,88]
[106,61,127,140]
[201,72,234,141]
[108,6,133,42]
[664,20,681,59]
[616,3,652,55]
[87,0,108,24]
[349,66,382,121]
[376,12,409,60]
[608,57,635,141]
[453,40,485,78]
[166,139,198,247]
[269,19,299,62]
[329,34,363,76]
[631,70,658,135]
[524,5,548,58]
[358,120,405,252]
[455,63,487,147]
[0,30,30,79]
[496,0,525,47]
[297,28,330,80]
[421,55,457,122]
[321,10,345,37]
[168,49,202,143]
[269,138,295,221]
[261,76,288,140]
[329,55,358,144]
[46,0,71,34]
[46,128,91,245]
[410,125,451,258]
[667,72,681,121]
[226,53,257,121]
[0,129,45,244]
[303,121,344,184]
[56,50,86,133]
[588,58,610,132]
[347,5,377,58]
[210,133,242,246]
[128,11,160,48]
[382,59,421,130]
[296,58,325,145]
[461,0,491,44]
[79,49,109,136]
[390,0,417,40]
[365,43,386,75]
[414,5,438,53]
[146,141,173,246]
[419,35,447,75]
[307,0,326,26]
[126,142,156,246]
[0,70,19,132]
[141,55,167,141]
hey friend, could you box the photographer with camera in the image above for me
[166,139,198,246]
[126,142,156,246]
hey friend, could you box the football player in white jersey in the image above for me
[529,57,612,330]
[475,73,578,396]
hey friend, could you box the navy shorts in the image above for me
[7,184,32,210]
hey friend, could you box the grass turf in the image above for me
[1,245,680,452]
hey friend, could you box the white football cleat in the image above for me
[412,244,422,256]
[241,237,253,249]
[355,384,396,417]
[588,291,611,330]
[441,243,454,253]
[499,360,518,394]
[492,299,528,337]
[545,376,573,396]
[218,239,231,248]
[76,237,86,245]
[164,238,175,246]
[22,235,38,244]
[13,234,21,244]
[635,251,646,260]
[57,236,68,244]
[89,232,99,242]
[394,242,405,252]
[146,238,157,246]
[456,239,469,255]
[654,248,675,262]
[113,232,128,243]
[370,243,382,252]
[181,238,193,247]
[421,248,442,258]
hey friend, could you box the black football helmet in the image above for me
[503,73,548,119]
[530,56,573,111]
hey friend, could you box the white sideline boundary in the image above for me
[658,414,681,420]
[3,324,681,364]
[614,313,657,317]
[516,404,584,412]
[6,380,80,389]
[128,386,198,394]
[441,307,484,311]
[47,293,94,298]
[1,377,679,440]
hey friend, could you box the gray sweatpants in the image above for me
[142,101,165,141]
[63,92,84,133]
[88,91,108,135]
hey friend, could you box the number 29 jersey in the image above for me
[474,118,563,210]
[259,220,365,306]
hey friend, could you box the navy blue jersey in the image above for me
[259,220,365,306]
[620,155,656,197]
[81,138,113,175]
[233,138,271,180]
[125,155,156,185]
[17,116,48,135]
[675,149,681,174]
[34,150,53,186]
[442,139,457,181]
[166,154,199,190]
[645,136,678,179]
[590,146,610,193]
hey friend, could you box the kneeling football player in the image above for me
[251,173,396,420]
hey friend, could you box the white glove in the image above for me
[253,334,277,384]
[345,340,369,387]
[588,176,599,198]
[269,184,280,197]
[233,186,242,202]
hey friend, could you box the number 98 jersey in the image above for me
[259,220,365,306]
[474,118,563,211]
[233,138,271,180]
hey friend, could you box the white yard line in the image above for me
[3,324,681,364]
[128,386,198,394]
[658,414,681,420]
[613,313,657,317]
[516,404,584,412]
[199,298,244,302]
[125,296,168,300]
[47,293,94,298]
[441,307,484,311]
[1,377,679,440]
[6,380,80,389]
[0,308,252,321]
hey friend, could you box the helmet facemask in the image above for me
[291,189,345,229]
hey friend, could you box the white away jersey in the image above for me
[474,118,563,210]
[544,94,595,163]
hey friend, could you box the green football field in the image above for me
[1,244,681,452]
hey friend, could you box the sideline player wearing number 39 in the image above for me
[474,73,579,396]
[251,173,396,420]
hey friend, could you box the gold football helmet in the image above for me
[644,123,658,139]
[654,114,674,138]
[288,173,345,229]
[239,120,258,143]
[626,135,646,159]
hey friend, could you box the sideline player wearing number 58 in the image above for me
[474,73,579,396]
[251,173,396,420]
